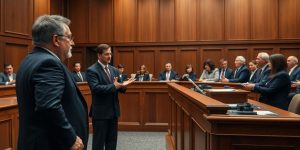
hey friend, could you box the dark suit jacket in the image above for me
[72,71,87,82]
[119,73,128,83]
[218,68,233,80]
[289,66,300,82]
[86,62,126,119]
[249,69,261,83]
[254,71,291,110]
[0,72,16,85]
[159,70,178,81]
[228,65,250,83]
[135,73,150,81]
[256,65,271,84]
[16,47,88,150]
[180,72,197,81]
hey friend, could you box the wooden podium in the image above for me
[166,83,300,150]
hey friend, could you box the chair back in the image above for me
[288,94,300,114]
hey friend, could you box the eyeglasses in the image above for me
[57,34,74,41]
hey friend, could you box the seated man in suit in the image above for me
[221,56,249,83]
[256,52,271,84]
[117,64,128,83]
[287,56,300,82]
[0,64,16,85]
[159,63,178,81]
[72,62,86,82]
[248,60,260,83]
[218,59,233,81]
[135,64,150,81]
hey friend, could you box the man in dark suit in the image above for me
[0,64,16,85]
[86,44,135,150]
[287,56,300,82]
[218,59,233,80]
[159,63,178,81]
[221,56,249,83]
[117,64,128,83]
[255,52,271,84]
[72,62,87,82]
[16,15,88,150]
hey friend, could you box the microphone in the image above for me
[187,77,205,94]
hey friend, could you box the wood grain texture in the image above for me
[279,0,300,39]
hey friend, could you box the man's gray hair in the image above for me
[289,56,298,64]
[236,56,246,64]
[32,15,71,46]
[258,52,269,62]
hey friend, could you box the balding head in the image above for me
[287,56,298,69]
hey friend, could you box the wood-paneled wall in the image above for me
[0,0,66,72]
[113,43,300,79]
[69,0,300,44]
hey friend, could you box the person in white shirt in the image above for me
[287,56,300,82]
[71,62,86,82]
[248,60,260,83]
[0,64,16,85]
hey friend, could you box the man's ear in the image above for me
[52,35,60,47]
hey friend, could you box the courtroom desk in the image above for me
[0,85,16,98]
[204,89,249,104]
[166,83,300,150]
[0,97,18,150]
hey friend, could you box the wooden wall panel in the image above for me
[119,92,140,123]
[136,50,155,74]
[159,0,175,42]
[34,0,49,20]
[279,0,300,39]
[193,121,207,150]
[144,93,170,124]
[252,47,274,60]
[3,0,32,37]
[201,48,223,74]
[137,0,158,42]
[68,0,88,43]
[252,0,278,39]
[225,0,250,40]
[178,49,197,75]
[226,48,249,68]
[279,48,300,59]
[50,0,64,15]
[197,0,224,40]
[67,47,85,71]
[4,43,29,72]
[175,0,197,41]
[0,118,12,150]
[89,0,113,43]
[117,50,135,76]
[114,0,137,42]
[183,113,191,150]
[158,50,176,76]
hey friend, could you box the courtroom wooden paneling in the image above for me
[137,0,159,42]
[66,46,86,71]
[279,0,300,39]
[226,48,249,67]
[4,43,29,71]
[178,48,198,75]
[158,49,176,78]
[280,47,300,59]
[251,0,278,39]
[34,0,49,20]
[175,0,197,41]
[50,0,65,15]
[115,49,135,77]
[225,0,250,40]
[159,0,175,42]
[136,50,155,75]
[201,48,224,74]
[197,0,224,40]
[114,0,137,42]
[68,0,89,43]
[88,0,113,43]
[119,92,140,123]
[252,47,274,59]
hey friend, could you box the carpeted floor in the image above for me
[87,132,166,150]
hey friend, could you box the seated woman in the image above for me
[243,54,291,110]
[180,64,196,81]
[199,59,219,82]
[135,65,150,81]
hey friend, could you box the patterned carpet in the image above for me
[87,132,166,150]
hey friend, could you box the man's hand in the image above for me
[70,136,84,150]
[122,77,135,87]
[7,80,16,85]
[242,83,255,91]
[221,76,229,82]
[113,77,122,89]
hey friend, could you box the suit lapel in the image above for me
[96,63,113,84]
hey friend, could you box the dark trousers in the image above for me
[92,118,118,150]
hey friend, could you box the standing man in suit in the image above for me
[16,15,88,150]
[72,62,87,82]
[221,56,249,83]
[218,59,233,81]
[86,44,135,150]
[159,63,178,81]
[117,64,128,83]
[0,64,16,85]
[287,56,300,82]
[256,52,271,83]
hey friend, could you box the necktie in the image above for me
[77,72,83,82]
[166,72,170,81]
[104,66,113,82]
[221,69,224,78]
[234,69,239,78]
